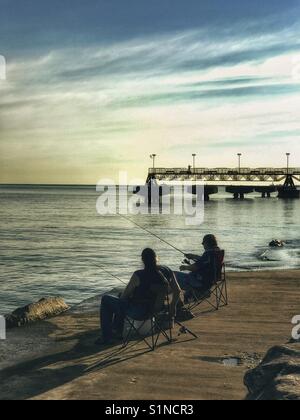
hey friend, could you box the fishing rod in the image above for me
[91,213,186,288]
[117,213,186,256]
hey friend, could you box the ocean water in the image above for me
[0,185,299,314]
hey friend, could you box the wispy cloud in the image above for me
[1,11,300,183]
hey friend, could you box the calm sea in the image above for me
[0,185,299,314]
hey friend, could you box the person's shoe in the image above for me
[94,337,110,346]
[94,336,123,347]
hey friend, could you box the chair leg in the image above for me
[224,280,228,305]
[123,318,156,351]
[169,320,173,343]
[122,322,134,348]
[223,266,228,306]
[152,319,169,347]
[216,286,220,310]
[183,267,229,316]
[217,281,228,307]
[151,318,156,351]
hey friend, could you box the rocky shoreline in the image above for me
[245,343,300,400]
[5,297,70,329]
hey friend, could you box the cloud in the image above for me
[1,19,300,183]
[1,0,300,54]
[111,83,300,109]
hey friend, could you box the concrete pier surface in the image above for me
[0,270,299,400]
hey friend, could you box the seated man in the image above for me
[175,234,223,294]
[96,248,181,345]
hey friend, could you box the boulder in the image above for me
[5,297,69,329]
[244,344,300,400]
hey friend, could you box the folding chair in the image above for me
[185,250,228,315]
[122,284,197,352]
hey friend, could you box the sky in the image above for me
[0,0,300,184]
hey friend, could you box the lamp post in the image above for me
[237,153,242,173]
[286,153,290,175]
[192,154,196,173]
[150,154,157,170]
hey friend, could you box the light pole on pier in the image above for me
[150,154,157,170]
[192,154,196,173]
[286,153,290,175]
[237,153,242,173]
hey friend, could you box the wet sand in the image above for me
[0,270,299,400]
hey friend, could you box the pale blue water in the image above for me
[0,185,299,314]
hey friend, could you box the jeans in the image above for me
[174,271,203,290]
[100,295,148,341]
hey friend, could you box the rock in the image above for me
[269,239,285,248]
[244,344,300,400]
[5,297,69,329]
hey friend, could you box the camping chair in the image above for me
[122,283,197,352]
[185,250,228,315]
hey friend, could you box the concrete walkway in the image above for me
[0,270,299,400]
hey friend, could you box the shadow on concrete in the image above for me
[86,335,198,373]
[0,319,197,400]
[0,324,102,400]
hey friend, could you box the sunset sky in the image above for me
[1,0,300,184]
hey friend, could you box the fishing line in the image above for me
[117,213,185,256]
[93,263,128,286]
[92,212,186,288]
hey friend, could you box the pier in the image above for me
[145,167,300,200]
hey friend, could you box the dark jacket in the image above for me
[194,248,224,289]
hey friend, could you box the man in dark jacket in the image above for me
[175,234,224,292]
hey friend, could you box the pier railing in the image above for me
[147,168,300,183]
